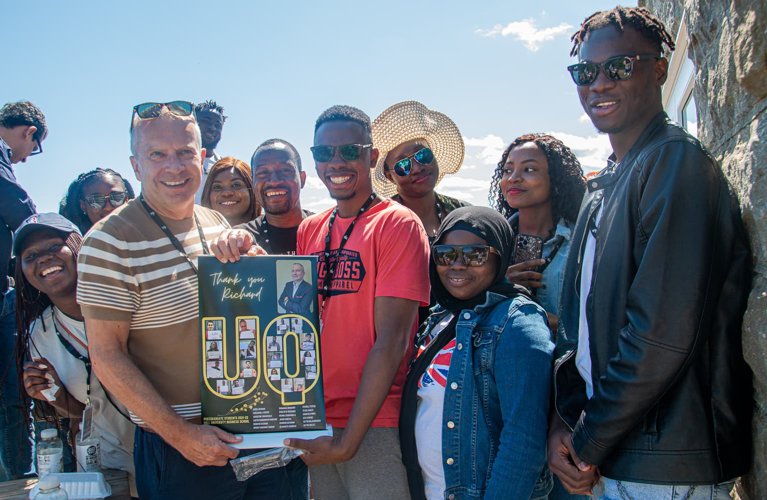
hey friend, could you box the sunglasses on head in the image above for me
[567,54,661,86]
[432,244,500,267]
[387,147,434,177]
[83,191,128,210]
[130,101,194,130]
[310,144,372,163]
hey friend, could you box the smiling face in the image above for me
[500,142,551,211]
[436,230,498,301]
[314,121,378,209]
[577,26,667,157]
[20,231,78,301]
[130,117,204,219]
[383,140,438,198]
[291,264,305,281]
[207,167,251,223]
[79,174,127,224]
[196,110,223,151]
[252,147,305,216]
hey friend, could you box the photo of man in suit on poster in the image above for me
[278,262,313,316]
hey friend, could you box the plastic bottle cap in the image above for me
[38,475,61,491]
[40,428,58,439]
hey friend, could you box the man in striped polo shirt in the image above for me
[77,103,297,499]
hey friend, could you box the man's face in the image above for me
[252,147,305,216]
[314,121,377,203]
[576,26,667,142]
[291,264,304,281]
[8,125,43,164]
[196,110,224,151]
[129,118,204,218]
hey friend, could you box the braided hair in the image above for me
[59,168,135,234]
[570,6,675,57]
[489,133,586,226]
[14,232,84,428]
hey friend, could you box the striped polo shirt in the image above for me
[77,199,229,426]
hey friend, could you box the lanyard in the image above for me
[52,314,92,403]
[139,195,209,274]
[319,194,377,316]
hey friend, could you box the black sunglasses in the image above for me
[310,144,372,163]
[432,244,500,267]
[387,147,435,177]
[83,191,128,210]
[130,101,195,130]
[567,54,661,86]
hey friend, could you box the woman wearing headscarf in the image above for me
[13,213,135,493]
[400,207,554,500]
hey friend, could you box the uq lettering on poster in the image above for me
[198,255,331,448]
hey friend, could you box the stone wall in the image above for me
[641,1,767,498]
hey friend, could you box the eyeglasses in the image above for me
[130,101,195,130]
[432,244,500,267]
[567,54,661,86]
[387,147,434,177]
[310,144,372,163]
[83,191,128,210]
[29,138,43,157]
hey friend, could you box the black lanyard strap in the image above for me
[52,315,92,402]
[139,195,209,274]
[319,194,377,314]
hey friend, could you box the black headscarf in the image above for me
[430,206,521,312]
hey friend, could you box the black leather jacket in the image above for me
[554,113,752,484]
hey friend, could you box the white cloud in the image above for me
[578,113,591,124]
[463,134,506,165]
[545,131,611,173]
[476,18,572,52]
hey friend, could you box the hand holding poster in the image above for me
[198,256,330,448]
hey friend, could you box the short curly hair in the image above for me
[0,101,47,141]
[194,100,227,121]
[570,6,675,57]
[314,105,372,143]
[489,133,586,226]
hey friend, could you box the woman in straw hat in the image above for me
[372,101,470,242]
[489,133,586,336]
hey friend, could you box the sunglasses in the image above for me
[130,101,194,130]
[388,147,434,177]
[432,244,500,267]
[310,144,372,163]
[567,54,661,86]
[83,191,128,210]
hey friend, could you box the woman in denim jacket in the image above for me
[489,134,585,334]
[400,207,554,500]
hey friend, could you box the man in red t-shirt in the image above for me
[286,105,430,499]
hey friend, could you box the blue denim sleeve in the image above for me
[485,301,554,500]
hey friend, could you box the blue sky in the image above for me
[6,0,631,213]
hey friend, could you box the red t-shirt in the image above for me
[297,198,430,427]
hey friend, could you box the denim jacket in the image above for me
[402,291,554,500]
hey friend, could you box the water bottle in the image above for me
[36,428,63,478]
[75,423,100,472]
[34,475,69,499]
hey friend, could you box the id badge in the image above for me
[81,403,94,440]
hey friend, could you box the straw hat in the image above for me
[372,101,464,198]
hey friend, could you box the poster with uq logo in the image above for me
[198,255,330,448]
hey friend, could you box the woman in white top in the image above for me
[13,213,135,492]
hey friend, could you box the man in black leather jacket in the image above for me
[548,7,753,498]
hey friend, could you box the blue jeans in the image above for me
[134,427,308,500]
[596,477,735,500]
[0,289,32,480]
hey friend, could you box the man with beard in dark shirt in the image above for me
[236,139,311,255]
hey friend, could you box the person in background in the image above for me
[0,100,47,480]
[194,100,226,203]
[371,100,470,326]
[200,157,260,227]
[372,101,469,241]
[400,207,553,500]
[13,213,135,493]
[237,139,312,255]
[59,168,136,235]
[489,133,585,335]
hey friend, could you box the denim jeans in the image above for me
[134,427,308,500]
[0,289,32,480]
[596,477,735,500]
